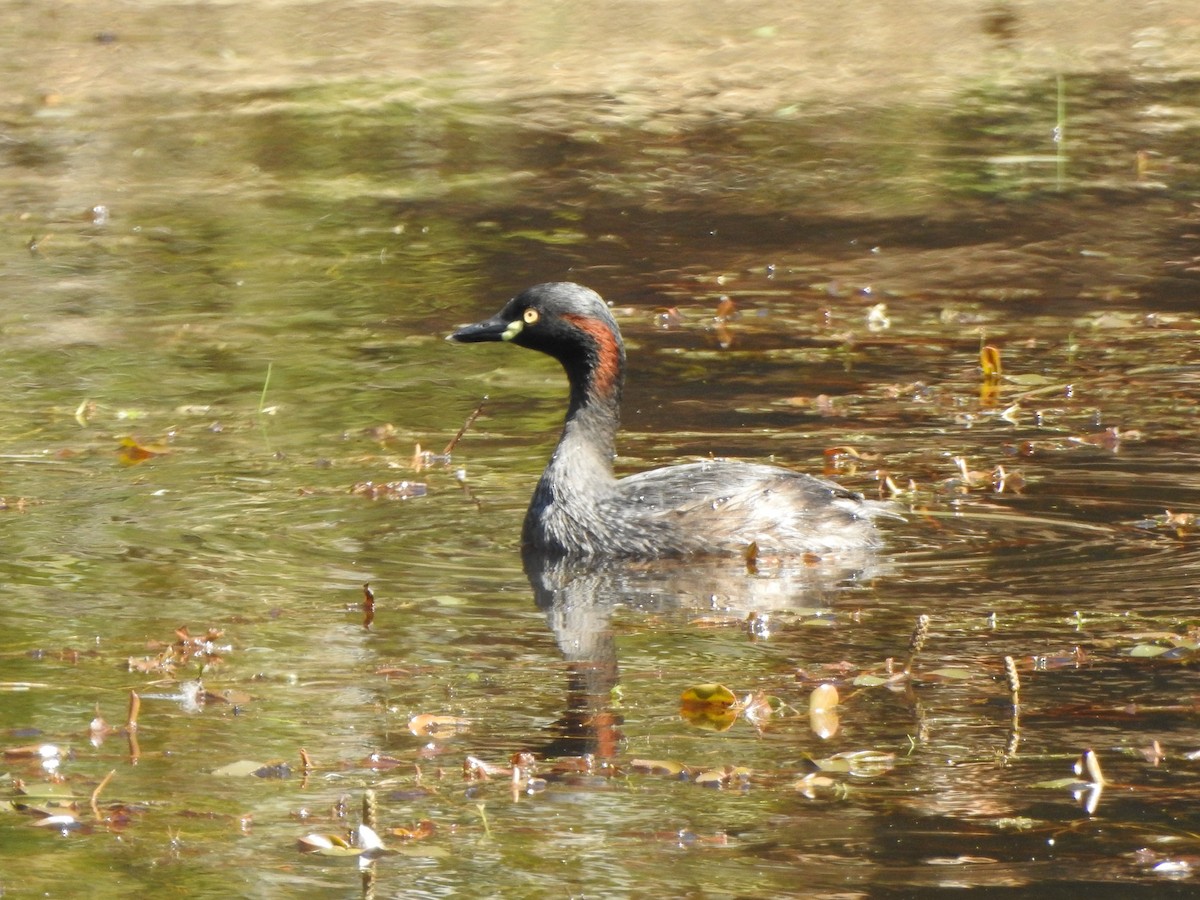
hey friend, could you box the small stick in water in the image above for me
[126,690,141,731]
[362,582,375,630]
[904,614,931,675]
[90,769,117,821]
[442,395,488,456]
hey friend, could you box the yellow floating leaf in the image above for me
[809,683,839,712]
[810,707,840,740]
[680,683,738,731]
[117,436,171,466]
[681,705,738,732]
[679,683,736,707]
[408,713,470,738]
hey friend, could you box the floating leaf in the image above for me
[852,673,891,687]
[693,769,727,787]
[1129,643,1172,658]
[212,760,270,778]
[812,750,896,777]
[1003,373,1056,387]
[116,436,171,466]
[809,683,840,739]
[680,684,736,707]
[357,824,386,852]
[629,758,688,777]
[31,814,81,829]
[408,713,470,738]
[809,683,839,712]
[203,688,253,705]
[297,833,363,856]
[680,683,738,729]
[793,772,840,798]
[681,707,737,731]
[391,819,436,841]
[693,765,751,788]
[927,667,974,680]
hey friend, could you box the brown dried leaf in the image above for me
[391,819,436,841]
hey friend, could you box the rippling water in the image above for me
[3,1,1200,897]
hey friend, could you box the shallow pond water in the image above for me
[3,1,1200,897]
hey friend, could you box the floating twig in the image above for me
[126,690,141,731]
[362,582,375,630]
[442,395,488,456]
[90,769,116,821]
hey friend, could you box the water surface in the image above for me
[3,2,1200,897]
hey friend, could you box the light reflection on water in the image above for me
[2,0,1200,896]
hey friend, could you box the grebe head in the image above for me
[449,282,625,403]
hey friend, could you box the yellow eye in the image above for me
[522,308,539,325]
